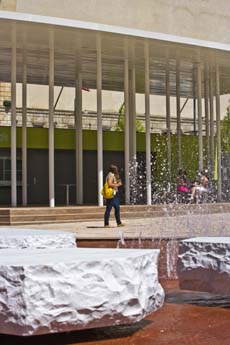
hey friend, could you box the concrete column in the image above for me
[209,67,215,180]
[11,25,17,207]
[192,68,197,135]
[166,55,172,188]
[128,70,133,159]
[176,57,182,169]
[204,63,210,170]
[97,34,103,207]
[128,43,136,163]
[75,72,83,205]
[196,58,203,172]
[49,31,55,208]
[22,48,27,206]
[131,52,136,162]
[124,44,130,204]
[215,62,222,201]
[128,44,137,204]
[145,41,151,205]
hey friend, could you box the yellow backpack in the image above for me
[101,181,114,199]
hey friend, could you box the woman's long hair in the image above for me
[109,165,120,179]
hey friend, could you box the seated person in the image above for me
[177,169,190,194]
[190,170,209,202]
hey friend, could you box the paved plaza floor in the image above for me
[11,211,230,239]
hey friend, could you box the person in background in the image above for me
[177,169,190,194]
[177,169,190,202]
[104,164,124,228]
[190,170,209,203]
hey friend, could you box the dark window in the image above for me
[0,157,22,184]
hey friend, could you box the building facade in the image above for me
[0,1,229,206]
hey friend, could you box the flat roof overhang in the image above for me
[1,10,230,97]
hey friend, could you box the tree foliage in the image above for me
[113,102,145,132]
[221,105,230,152]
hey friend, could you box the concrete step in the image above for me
[1,203,230,225]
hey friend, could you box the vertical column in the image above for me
[49,31,55,207]
[97,34,103,206]
[215,62,222,201]
[128,70,133,158]
[209,66,215,179]
[193,68,197,135]
[22,44,27,206]
[128,43,137,204]
[124,44,130,204]
[75,71,83,204]
[176,57,182,169]
[196,56,203,172]
[145,41,151,205]
[204,63,210,170]
[165,54,172,188]
[130,45,136,161]
[129,42,136,162]
[11,25,17,207]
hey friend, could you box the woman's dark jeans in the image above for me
[104,195,121,226]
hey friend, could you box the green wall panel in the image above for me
[0,126,208,182]
[0,127,10,147]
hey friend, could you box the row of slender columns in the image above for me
[10,29,85,208]
[9,31,223,207]
[166,54,222,200]
[196,61,222,200]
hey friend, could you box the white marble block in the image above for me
[0,228,76,249]
[177,237,230,295]
[0,248,164,336]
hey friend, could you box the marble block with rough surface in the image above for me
[177,237,230,295]
[0,228,76,249]
[0,248,164,336]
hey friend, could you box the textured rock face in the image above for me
[177,237,230,295]
[0,228,76,249]
[0,248,164,336]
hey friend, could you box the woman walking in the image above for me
[103,164,124,228]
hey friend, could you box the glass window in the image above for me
[0,157,22,183]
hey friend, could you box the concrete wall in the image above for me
[0,0,16,10]
[15,0,230,44]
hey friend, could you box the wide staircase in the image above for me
[1,203,230,225]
